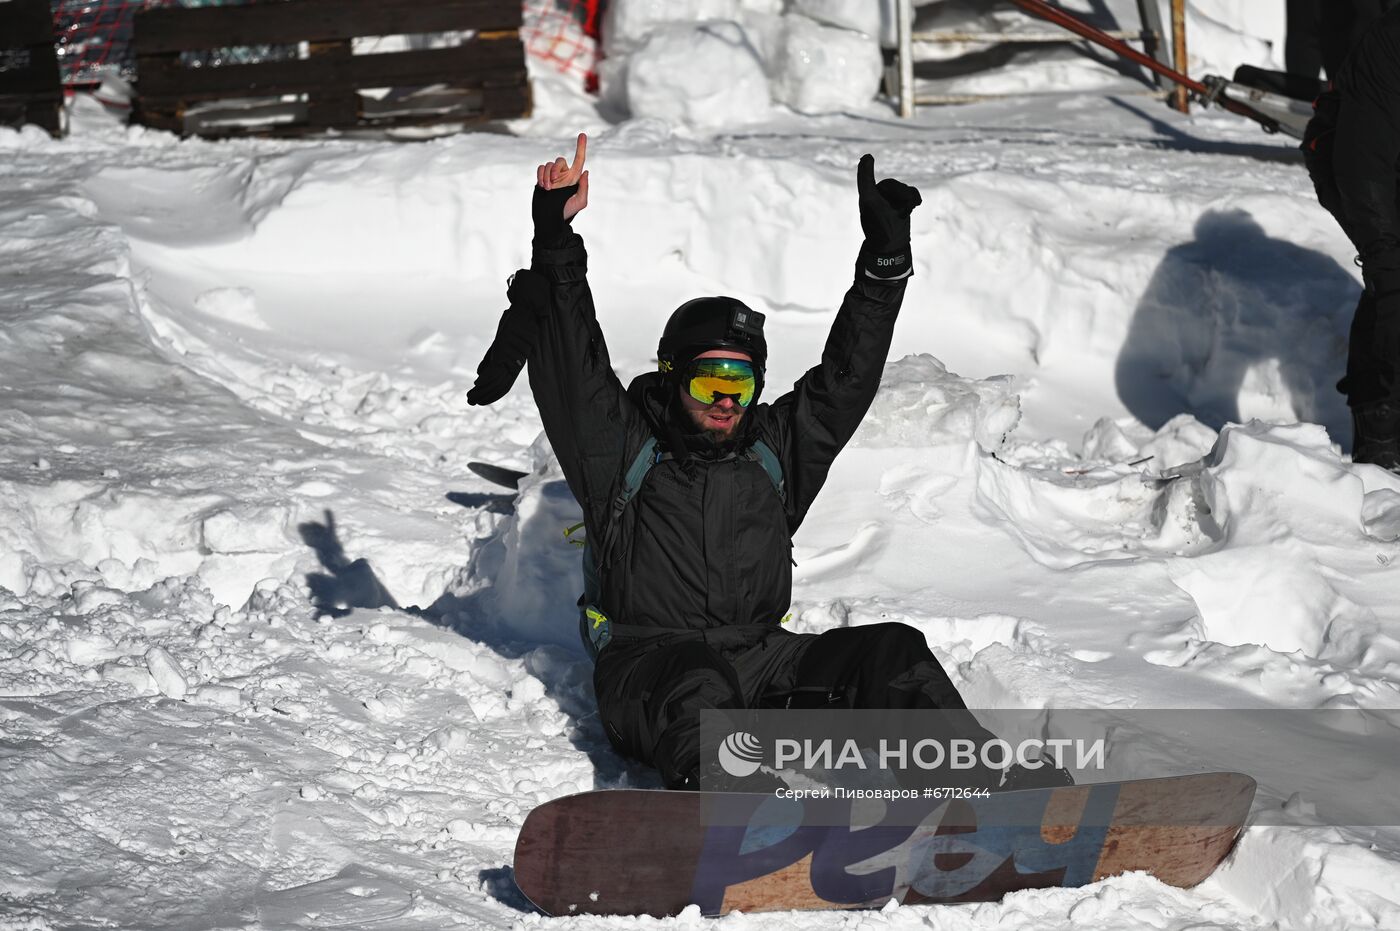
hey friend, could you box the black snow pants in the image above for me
[592,621,988,790]
[1308,171,1400,407]
[1305,89,1400,408]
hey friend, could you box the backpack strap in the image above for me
[746,438,785,504]
[580,437,666,660]
[596,436,664,568]
[622,436,663,504]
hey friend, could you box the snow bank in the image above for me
[1162,422,1393,665]
[0,569,592,926]
[624,22,773,128]
[464,440,586,652]
[601,0,884,123]
[103,129,1356,448]
[772,13,884,114]
[853,354,1021,454]
[1220,827,1400,929]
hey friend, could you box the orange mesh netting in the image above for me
[521,0,603,92]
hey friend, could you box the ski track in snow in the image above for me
[2,54,1400,931]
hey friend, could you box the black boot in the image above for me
[1352,402,1400,471]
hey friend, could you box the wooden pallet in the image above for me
[132,0,529,138]
[0,0,63,136]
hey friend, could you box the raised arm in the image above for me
[465,136,591,407]
[524,134,645,534]
[762,155,922,531]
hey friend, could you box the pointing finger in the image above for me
[572,132,588,173]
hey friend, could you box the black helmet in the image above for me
[657,296,767,376]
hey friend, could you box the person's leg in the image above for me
[1301,109,1400,467]
[594,638,744,788]
[772,623,1072,789]
[778,622,968,711]
[769,623,999,787]
[1328,5,1400,456]
[1344,288,1381,402]
[1343,288,1400,467]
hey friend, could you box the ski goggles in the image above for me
[682,357,758,408]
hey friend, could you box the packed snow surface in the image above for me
[2,9,1400,931]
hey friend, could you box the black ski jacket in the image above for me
[1311,5,1400,287]
[526,231,906,636]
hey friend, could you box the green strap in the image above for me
[749,438,785,503]
[622,437,661,502]
[594,438,662,571]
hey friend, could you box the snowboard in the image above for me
[467,460,527,490]
[513,772,1255,917]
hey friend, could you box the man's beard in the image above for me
[685,406,743,442]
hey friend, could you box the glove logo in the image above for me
[717,731,764,778]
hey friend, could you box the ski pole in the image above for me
[1004,0,1283,133]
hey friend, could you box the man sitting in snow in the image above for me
[470,134,1060,792]
[1305,5,1400,469]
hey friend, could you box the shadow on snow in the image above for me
[297,504,656,798]
[1116,208,1358,447]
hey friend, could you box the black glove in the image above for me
[532,182,580,246]
[857,153,922,280]
[467,268,550,406]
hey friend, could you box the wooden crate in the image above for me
[133,0,530,138]
[0,0,64,136]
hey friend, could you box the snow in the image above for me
[792,0,882,38]
[771,14,884,115]
[2,4,1399,930]
[623,22,773,128]
[600,0,888,123]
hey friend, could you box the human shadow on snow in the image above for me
[299,511,401,616]
[297,506,655,795]
[1115,208,1358,447]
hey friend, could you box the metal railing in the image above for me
[894,0,1182,116]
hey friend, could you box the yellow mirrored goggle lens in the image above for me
[685,359,756,407]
